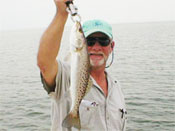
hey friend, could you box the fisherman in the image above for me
[37,0,127,130]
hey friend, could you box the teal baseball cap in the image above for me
[82,19,113,39]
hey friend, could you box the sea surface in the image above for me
[0,21,175,131]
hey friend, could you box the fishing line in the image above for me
[105,50,114,68]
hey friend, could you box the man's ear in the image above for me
[111,41,115,49]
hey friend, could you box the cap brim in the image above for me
[84,28,112,39]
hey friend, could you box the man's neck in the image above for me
[90,67,108,97]
[91,70,105,81]
[90,65,106,79]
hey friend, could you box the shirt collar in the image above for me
[90,71,114,96]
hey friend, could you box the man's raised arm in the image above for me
[37,0,69,87]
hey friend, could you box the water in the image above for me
[0,22,175,131]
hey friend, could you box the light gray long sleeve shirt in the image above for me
[41,60,127,131]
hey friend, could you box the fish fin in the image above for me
[62,112,81,129]
[85,77,93,95]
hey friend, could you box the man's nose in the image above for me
[91,41,102,50]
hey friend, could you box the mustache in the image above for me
[88,52,108,60]
[88,52,105,56]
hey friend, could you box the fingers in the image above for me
[55,0,72,2]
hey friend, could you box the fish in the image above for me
[62,21,92,129]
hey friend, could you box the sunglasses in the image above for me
[86,37,111,47]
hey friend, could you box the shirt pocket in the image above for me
[110,106,127,130]
[116,108,127,131]
[119,108,127,131]
[79,100,99,129]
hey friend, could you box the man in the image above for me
[37,0,127,131]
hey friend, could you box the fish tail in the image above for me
[62,111,81,129]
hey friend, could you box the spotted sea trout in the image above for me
[62,21,92,129]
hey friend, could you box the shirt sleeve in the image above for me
[40,60,71,101]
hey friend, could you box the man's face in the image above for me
[86,32,114,68]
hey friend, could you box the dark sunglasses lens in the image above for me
[87,40,95,46]
[87,38,95,46]
[98,38,110,46]
[87,37,96,46]
[87,37,110,46]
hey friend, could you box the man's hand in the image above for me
[54,0,72,16]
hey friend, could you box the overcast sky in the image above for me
[0,0,175,31]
